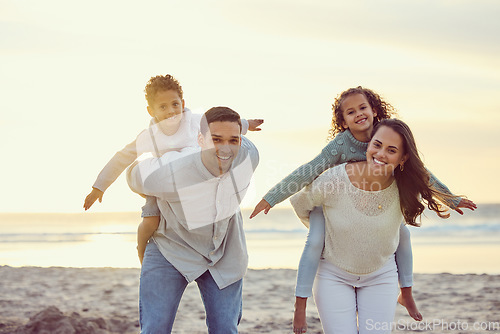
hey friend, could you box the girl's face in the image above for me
[366,125,408,176]
[341,93,377,137]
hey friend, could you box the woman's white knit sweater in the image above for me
[290,163,403,275]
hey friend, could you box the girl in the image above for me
[249,87,476,332]
[290,118,456,333]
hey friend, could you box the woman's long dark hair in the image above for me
[372,119,452,226]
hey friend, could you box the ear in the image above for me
[147,106,155,118]
[197,132,204,147]
[182,99,185,111]
[342,120,349,129]
[401,153,409,165]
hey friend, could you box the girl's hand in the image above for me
[248,119,264,131]
[454,198,477,215]
[84,188,104,210]
[249,199,271,218]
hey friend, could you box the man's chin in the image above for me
[218,160,234,173]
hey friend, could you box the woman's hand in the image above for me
[249,199,271,218]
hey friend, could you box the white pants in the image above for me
[313,255,399,334]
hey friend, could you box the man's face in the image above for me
[198,121,241,176]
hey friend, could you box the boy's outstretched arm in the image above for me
[83,187,104,210]
[247,119,264,131]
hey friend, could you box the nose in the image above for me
[375,151,386,160]
[216,144,231,153]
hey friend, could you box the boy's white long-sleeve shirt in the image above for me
[92,108,249,192]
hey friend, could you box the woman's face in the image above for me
[366,125,408,176]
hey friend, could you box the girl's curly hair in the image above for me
[328,86,397,141]
[144,75,183,106]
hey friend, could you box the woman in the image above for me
[290,119,452,333]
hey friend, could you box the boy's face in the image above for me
[198,121,242,176]
[147,90,185,135]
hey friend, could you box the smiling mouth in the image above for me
[373,158,386,165]
[217,154,231,161]
[355,118,367,124]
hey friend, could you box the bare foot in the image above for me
[398,287,423,321]
[293,297,308,333]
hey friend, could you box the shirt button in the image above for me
[210,251,215,255]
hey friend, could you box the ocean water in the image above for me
[1,205,499,274]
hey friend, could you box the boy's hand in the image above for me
[454,198,477,215]
[249,199,271,219]
[248,119,264,131]
[84,188,104,210]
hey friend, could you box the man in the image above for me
[127,106,260,333]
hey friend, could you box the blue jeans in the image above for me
[140,242,243,334]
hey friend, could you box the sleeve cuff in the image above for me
[241,119,249,135]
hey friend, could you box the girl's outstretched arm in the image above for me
[428,171,477,214]
[250,130,367,218]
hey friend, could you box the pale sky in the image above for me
[1,0,499,213]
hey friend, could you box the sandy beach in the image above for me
[0,266,499,333]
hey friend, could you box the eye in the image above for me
[373,142,381,148]
[389,149,396,154]
[230,139,239,144]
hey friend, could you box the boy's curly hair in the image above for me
[144,75,183,106]
[327,86,397,141]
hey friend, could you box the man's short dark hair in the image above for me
[200,106,242,135]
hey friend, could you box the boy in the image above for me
[84,75,263,263]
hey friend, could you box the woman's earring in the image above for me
[400,164,404,171]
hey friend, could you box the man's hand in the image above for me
[248,119,264,131]
[84,188,104,210]
[454,198,477,215]
[249,199,271,218]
